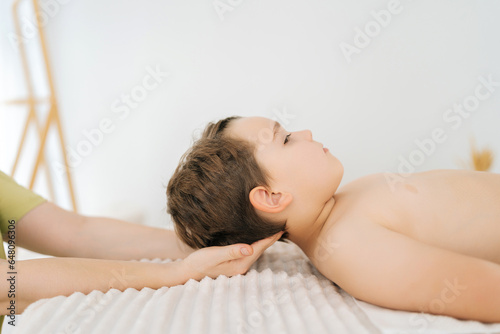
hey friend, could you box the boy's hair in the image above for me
[166,116,289,249]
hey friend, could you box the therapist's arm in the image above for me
[1,232,283,315]
[13,201,195,260]
[0,257,186,314]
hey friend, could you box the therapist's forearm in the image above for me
[73,216,195,260]
[0,257,187,315]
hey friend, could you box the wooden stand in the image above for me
[4,0,77,212]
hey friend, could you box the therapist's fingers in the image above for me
[231,231,284,275]
[252,231,284,253]
[239,231,284,261]
[182,231,285,279]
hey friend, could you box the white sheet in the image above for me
[10,242,500,334]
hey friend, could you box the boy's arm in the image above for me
[311,221,500,323]
[13,201,195,260]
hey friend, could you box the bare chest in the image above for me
[337,170,500,264]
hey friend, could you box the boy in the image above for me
[167,115,500,323]
[0,169,282,326]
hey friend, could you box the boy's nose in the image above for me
[298,130,313,141]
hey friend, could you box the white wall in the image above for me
[1,0,499,228]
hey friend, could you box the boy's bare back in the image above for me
[306,170,500,321]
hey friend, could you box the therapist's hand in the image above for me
[180,231,284,280]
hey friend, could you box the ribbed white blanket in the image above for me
[11,242,500,334]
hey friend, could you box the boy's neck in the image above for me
[287,196,337,255]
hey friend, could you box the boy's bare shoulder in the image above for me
[306,214,381,280]
[304,172,417,280]
[306,217,409,301]
[306,213,500,321]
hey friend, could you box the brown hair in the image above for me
[166,116,289,249]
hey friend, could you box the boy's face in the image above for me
[227,117,344,204]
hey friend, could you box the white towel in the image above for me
[11,241,500,334]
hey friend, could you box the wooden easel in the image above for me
[4,0,77,212]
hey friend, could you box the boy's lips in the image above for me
[323,147,329,153]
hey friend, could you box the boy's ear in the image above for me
[249,186,292,213]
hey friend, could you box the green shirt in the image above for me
[0,170,46,330]
[0,170,47,257]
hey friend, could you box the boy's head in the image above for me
[167,116,343,249]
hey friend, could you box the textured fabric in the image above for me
[13,241,500,334]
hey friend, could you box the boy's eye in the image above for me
[284,133,291,144]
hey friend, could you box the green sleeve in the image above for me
[0,171,46,331]
[0,170,47,239]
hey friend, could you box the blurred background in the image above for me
[1,0,499,239]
